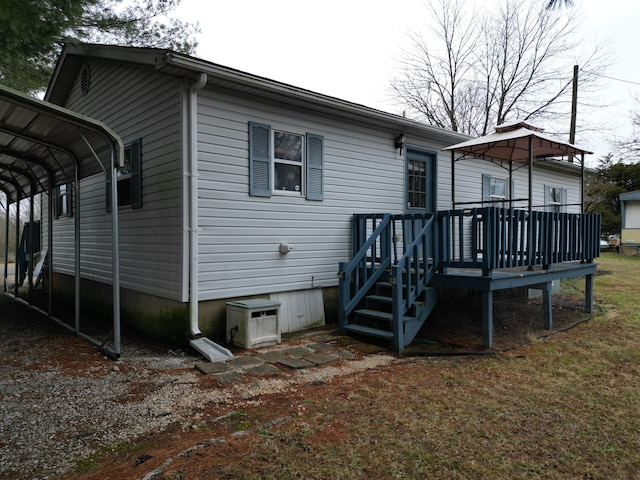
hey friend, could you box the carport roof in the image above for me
[0,84,123,204]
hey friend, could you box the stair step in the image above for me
[355,308,415,323]
[366,294,393,304]
[343,324,394,340]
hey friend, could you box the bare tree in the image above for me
[614,98,640,160]
[547,0,575,9]
[391,0,607,137]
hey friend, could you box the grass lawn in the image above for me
[68,253,640,479]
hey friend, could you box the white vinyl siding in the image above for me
[41,60,184,300]
[195,89,453,301]
[444,159,580,213]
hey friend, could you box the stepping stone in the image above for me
[245,364,281,375]
[214,372,243,385]
[304,352,340,366]
[307,342,335,352]
[278,357,315,369]
[195,362,232,374]
[256,351,289,363]
[227,356,262,368]
[334,349,356,360]
[284,346,314,358]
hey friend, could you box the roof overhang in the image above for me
[0,83,123,203]
[620,190,640,202]
[47,43,470,147]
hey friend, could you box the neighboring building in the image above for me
[619,191,640,255]
[40,43,589,346]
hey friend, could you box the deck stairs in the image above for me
[339,213,438,351]
[345,274,438,348]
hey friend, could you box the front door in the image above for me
[406,148,436,213]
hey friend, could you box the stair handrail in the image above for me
[338,213,392,329]
[390,213,436,350]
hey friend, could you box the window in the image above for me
[248,122,324,200]
[545,185,567,213]
[482,174,511,207]
[55,183,73,219]
[274,131,303,193]
[106,138,142,211]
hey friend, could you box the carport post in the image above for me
[2,191,8,292]
[109,146,121,357]
[74,166,80,333]
[47,182,53,316]
[27,190,34,303]
[14,198,19,296]
[81,132,122,358]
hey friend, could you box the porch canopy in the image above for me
[442,120,593,213]
[0,84,124,357]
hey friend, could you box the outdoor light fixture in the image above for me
[394,133,406,154]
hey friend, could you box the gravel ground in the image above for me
[0,294,398,480]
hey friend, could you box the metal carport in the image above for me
[0,84,124,358]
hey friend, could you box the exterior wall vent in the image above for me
[80,63,91,96]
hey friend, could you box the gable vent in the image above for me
[80,63,91,96]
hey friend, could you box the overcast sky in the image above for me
[175,0,640,166]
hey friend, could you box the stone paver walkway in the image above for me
[194,330,359,385]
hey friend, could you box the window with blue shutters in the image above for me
[106,138,142,212]
[248,122,324,201]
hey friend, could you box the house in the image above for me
[1,43,599,355]
[619,190,640,255]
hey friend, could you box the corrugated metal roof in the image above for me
[0,84,123,203]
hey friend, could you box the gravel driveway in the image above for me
[0,294,397,480]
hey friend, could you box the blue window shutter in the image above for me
[561,188,568,213]
[482,174,491,205]
[249,122,271,197]
[131,138,142,209]
[306,133,324,201]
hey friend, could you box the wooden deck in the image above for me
[431,261,597,291]
[340,208,601,351]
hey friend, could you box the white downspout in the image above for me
[189,73,207,337]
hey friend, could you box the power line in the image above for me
[586,71,640,87]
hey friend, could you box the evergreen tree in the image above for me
[586,155,640,235]
[0,0,198,94]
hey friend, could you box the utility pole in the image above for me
[569,64,578,159]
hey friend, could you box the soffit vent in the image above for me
[80,63,91,96]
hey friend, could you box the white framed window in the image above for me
[545,185,567,213]
[482,174,511,207]
[490,177,508,204]
[248,122,324,201]
[273,130,304,195]
[55,183,73,219]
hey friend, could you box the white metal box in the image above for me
[226,299,281,349]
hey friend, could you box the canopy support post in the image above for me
[451,150,455,209]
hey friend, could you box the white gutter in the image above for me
[188,72,207,337]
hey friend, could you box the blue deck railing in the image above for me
[338,213,436,332]
[437,207,601,271]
